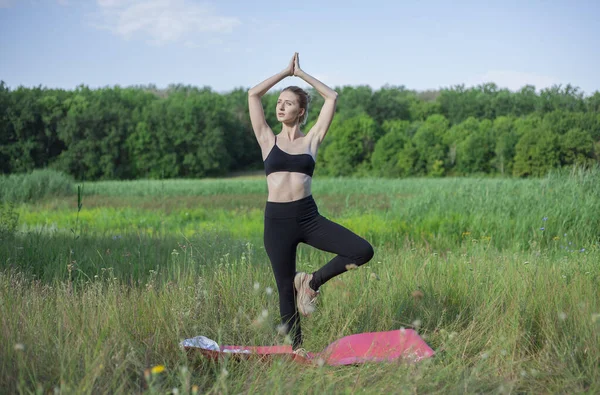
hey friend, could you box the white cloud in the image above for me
[466,70,561,92]
[1,0,70,7]
[92,0,240,45]
[183,40,202,49]
[97,0,125,6]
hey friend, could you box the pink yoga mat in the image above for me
[181,329,435,366]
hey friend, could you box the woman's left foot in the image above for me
[294,272,319,316]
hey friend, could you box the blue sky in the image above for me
[1,0,599,94]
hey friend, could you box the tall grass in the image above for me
[81,165,600,197]
[15,166,600,252]
[0,169,74,203]
[1,167,599,393]
[0,201,19,239]
[1,241,598,393]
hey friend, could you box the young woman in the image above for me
[248,53,374,355]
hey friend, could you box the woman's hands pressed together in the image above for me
[285,53,297,77]
[283,52,306,77]
[293,52,303,77]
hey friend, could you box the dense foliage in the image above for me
[1,81,598,180]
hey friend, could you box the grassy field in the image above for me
[1,169,599,394]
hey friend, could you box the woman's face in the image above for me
[276,91,304,124]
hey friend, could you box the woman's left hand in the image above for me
[293,52,303,76]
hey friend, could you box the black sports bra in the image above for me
[264,136,315,177]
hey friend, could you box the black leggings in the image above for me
[263,195,374,349]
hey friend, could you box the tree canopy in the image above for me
[1,80,598,180]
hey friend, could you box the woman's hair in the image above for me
[283,86,311,125]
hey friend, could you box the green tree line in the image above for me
[1,80,599,180]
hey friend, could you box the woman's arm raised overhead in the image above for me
[248,53,296,146]
[294,54,338,144]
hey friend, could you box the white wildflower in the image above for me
[558,312,567,321]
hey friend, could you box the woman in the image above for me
[248,53,374,355]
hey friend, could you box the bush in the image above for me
[0,169,74,203]
[0,201,19,239]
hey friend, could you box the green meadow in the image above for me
[1,169,599,394]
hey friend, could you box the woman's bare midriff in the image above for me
[266,172,312,202]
